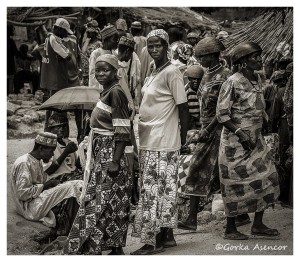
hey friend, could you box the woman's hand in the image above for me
[180,144,191,155]
[107,161,120,178]
[236,130,256,151]
[188,131,200,144]
[198,128,209,142]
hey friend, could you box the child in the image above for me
[184,64,204,130]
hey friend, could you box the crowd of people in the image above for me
[9,15,293,255]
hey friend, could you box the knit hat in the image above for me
[118,35,135,49]
[54,18,73,34]
[35,132,57,147]
[187,32,199,39]
[270,70,290,82]
[194,37,225,57]
[131,21,142,30]
[186,64,204,79]
[48,112,68,128]
[101,25,118,41]
[96,54,119,70]
[115,18,128,31]
[231,42,262,64]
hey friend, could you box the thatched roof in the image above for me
[223,9,293,63]
[7,7,218,31]
[7,7,82,26]
[122,7,218,31]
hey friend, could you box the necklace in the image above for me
[152,60,171,75]
[207,63,222,75]
[145,60,171,87]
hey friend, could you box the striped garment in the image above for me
[185,83,201,128]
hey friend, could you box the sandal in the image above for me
[130,245,165,255]
[223,218,251,229]
[251,227,280,239]
[223,231,249,240]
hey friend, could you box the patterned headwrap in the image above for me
[146,29,169,46]
[176,43,194,61]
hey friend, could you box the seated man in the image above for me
[45,112,83,182]
[10,132,83,240]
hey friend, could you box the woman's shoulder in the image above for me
[165,63,182,77]
[110,84,126,97]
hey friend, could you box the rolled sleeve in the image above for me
[216,79,234,123]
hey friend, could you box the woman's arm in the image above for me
[178,102,190,146]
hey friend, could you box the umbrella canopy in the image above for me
[38,86,101,111]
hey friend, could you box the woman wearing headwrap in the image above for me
[178,37,232,231]
[131,29,190,255]
[216,42,280,240]
[173,43,194,85]
[64,54,132,255]
[80,21,102,86]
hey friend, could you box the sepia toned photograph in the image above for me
[6,5,293,255]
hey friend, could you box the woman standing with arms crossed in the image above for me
[216,42,280,240]
[131,29,190,255]
[64,54,132,255]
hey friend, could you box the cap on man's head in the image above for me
[35,132,57,147]
[101,25,118,41]
[54,18,73,35]
[119,35,135,49]
[131,21,142,30]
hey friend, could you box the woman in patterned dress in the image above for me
[63,54,132,255]
[131,29,190,255]
[216,42,280,240]
[178,37,232,231]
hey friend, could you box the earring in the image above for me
[241,63,247,69]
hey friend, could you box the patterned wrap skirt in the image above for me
[184,124,222,198]
[63,133,131,254]
[132,150,180,246]
[218,122,280,217]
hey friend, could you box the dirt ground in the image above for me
[7,138,293,255]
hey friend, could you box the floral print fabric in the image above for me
[132,150,180,246]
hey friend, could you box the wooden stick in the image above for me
[25,11,81,20]
[7,19,46,27]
